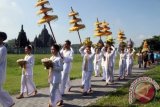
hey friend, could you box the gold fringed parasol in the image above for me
[102,20,112,36]
[118,30,126,42]
[142,40,149,52]
[68,7,85,44]
[94,18,104,39]
[118,30,127,50]
[35,0,58,44]
[94,19,112,40]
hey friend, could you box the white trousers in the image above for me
[126,61,133,76]
[94,63,101,76]
[0,84,14,107]
[20,75,36,95]
[102,66,106,80]
[105,66,114,83]
[119,61,126,78]
[50,83,62,107]
[81,71,85,85]
[83,71,92,92]
[60,72,70,94]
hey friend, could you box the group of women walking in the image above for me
[0,31,137,107]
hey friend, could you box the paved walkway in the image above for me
[3,66,148,107]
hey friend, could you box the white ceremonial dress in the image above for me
[118,52,127,78]
[49,56,63,107]
[60,48,74,95]
[79,46,95,92]
[93,53,102,76]
[0,45,14,107]
[20,54,36,95]
[102,46,115,83]
[126,49,135,76]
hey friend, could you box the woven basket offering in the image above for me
[16,59,27,68]
[41,58,53,69]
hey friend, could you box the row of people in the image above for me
[137,50,159,68]
[15,40,74,107]
[79,44,135,96]
[0,31,136,107]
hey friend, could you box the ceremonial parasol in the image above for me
[35,0,58,44]
[142,40,149,52]
[117,30,127,49]
[94,18,104,40]
[102,20,112,37]
[69,7,85,44]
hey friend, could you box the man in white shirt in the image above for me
[60,40,74,95]
[0,32,15,107]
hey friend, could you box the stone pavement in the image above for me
[2,66,148,107]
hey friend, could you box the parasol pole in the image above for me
[47,21,63,58]
[47,21,56,44]
[77,30,82,44]
[100,36,102,40]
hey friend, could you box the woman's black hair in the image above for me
[25,45,32,50]
[51,44,60,52]
[65,40,71,46]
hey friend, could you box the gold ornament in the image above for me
[142,41,149,52]
[83,37,92,47]
[35,0,58,43]
[118,30,126,42]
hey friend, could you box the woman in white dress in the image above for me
[0,32,15,107]
[48,44,63,107]
[16,45,37,99]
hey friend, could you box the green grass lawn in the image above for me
[89,65,160,107]
[4,54,82,95]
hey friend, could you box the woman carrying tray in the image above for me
[16,45,37,99]
[48,44,63,107]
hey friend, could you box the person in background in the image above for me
[60,40,74,95]
[48,44,63,107]
[136,50,143,68]
[143,51,148,68]
[150,51,154,64]
[16,45,37,99]
[147,51,151,66]
[0,32,15,107]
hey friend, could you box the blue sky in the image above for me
[0,0,160,47]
